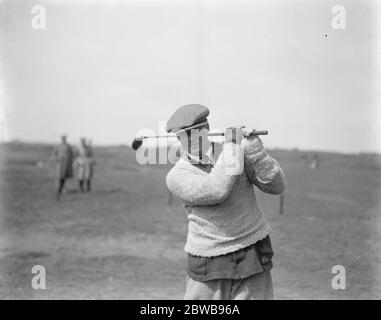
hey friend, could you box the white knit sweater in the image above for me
[166,137,286,257]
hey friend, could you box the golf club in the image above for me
[132,129,268,150]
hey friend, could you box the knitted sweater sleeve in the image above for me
[166,143,243,206]
[243,136,286,195]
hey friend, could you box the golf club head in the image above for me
[132,138,143,151]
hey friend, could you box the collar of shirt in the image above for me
[185,145,215,165]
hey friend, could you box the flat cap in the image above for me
[166,104,210,133]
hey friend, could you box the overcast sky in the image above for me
[0,0,380,153]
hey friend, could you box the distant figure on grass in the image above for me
[74,138,95,192]
[165,104,286,300]
[310,154,320,170]
[52,135,74,200]
[300,153,309,167]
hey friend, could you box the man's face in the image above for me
[177,123,210,158]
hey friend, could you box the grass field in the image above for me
[0,142,380,299]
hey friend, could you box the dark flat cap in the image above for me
[166,104,210,133]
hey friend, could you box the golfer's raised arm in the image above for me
[166,142,243,206]
[243,136,286,195]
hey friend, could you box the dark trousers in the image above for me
[79,180,91,192]
[56,178,66,200]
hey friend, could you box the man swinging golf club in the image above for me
[165,104,286,300]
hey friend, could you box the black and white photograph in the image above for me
[0,0,380,302]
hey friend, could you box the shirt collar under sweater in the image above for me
[185,144,215,165]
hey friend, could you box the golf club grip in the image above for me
[209,130,268,137]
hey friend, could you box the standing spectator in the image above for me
[300,153,309,167]
[53,135,74,200]
[310,154,320,170]
[74,138,95,192]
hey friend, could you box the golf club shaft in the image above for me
[136,130,268,142]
